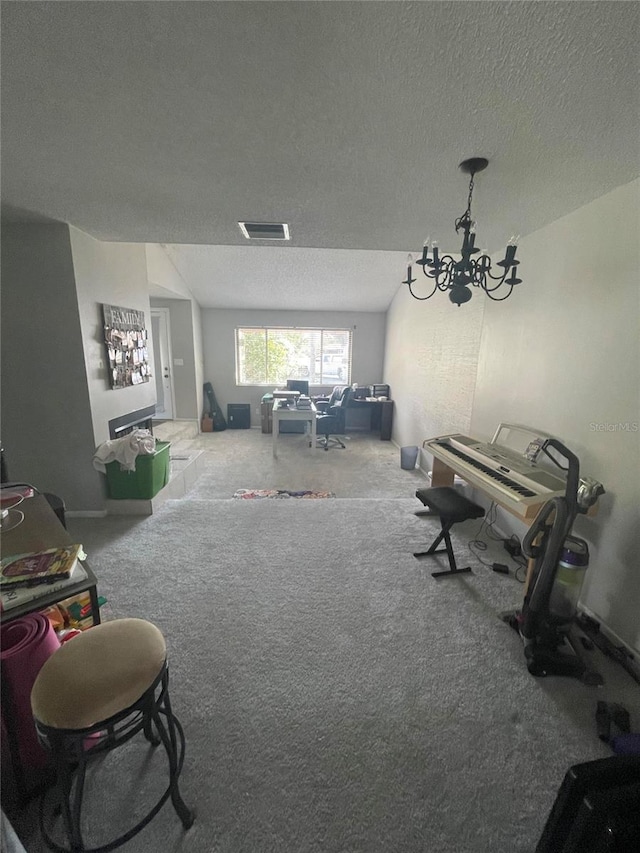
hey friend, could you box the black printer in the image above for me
[370,384,390,399]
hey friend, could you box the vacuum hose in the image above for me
[519,439,581,645]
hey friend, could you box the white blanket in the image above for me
[92,429,157,473]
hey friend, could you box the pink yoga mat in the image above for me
[0,612,60,770]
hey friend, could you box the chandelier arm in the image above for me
[422,253,456,269]
[481,283,514,301]
[483,266,511,284]
[408,279,439,301]
[424,254,456,282]
[470,264,489,286]
[481,276,514,294]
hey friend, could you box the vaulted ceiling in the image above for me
[2,1,638,310]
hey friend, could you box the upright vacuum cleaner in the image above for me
[506,438,605,683]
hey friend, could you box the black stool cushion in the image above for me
[415,486,485,522]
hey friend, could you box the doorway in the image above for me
[151,308,175,420]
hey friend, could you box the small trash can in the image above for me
[400,445,419,470]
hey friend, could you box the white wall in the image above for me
[150,298,199,419]
[384,178,639,654]
[384,280,485,455]
[471,179,640,653]
[191,298,204,422]
[147,245,204,422]
[202,309,386,422]
[69,227,156,450]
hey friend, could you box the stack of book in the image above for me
[0,544,86,612]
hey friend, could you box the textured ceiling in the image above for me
[2,1,639,310]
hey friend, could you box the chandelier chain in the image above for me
[455,173,475,233]
[466,173,474,219]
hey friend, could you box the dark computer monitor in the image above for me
[286,379,309,396]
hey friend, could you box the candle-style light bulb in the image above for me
[403,253,415,286]
[508,233,521,246]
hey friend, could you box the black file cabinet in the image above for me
[227,403,251,429]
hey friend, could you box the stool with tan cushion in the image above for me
[31,618,194,852]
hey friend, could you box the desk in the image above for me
[272,400,317,458]
[0,495,100,626]
[347,398,394,440]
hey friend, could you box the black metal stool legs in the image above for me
[143,691,161,747]
[59,746,85,853]
[413,517,473,578]
[151,679,194,830]
[40,734,86,853]
[37,666,193,853]
[413,487,485,579]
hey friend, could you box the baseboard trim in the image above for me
[578,603,640,660]
[66,510,108,518]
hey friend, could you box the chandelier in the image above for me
[402,157,522,306]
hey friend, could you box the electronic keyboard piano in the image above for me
[423,433,568,521]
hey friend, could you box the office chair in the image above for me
[313,387,352,450]
[312,385,347,414]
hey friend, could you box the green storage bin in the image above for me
[105,441,171,499]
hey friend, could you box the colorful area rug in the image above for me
[233,489,335,500]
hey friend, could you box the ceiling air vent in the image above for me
[238,221,290,240]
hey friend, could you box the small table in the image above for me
[0,494,102,803]
[272,400,317,458]
[0,494,100,626]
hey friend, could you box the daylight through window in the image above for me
[235,328,352,386]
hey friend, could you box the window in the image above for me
[235,327,352,386]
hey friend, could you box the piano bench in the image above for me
[413,487,485,578]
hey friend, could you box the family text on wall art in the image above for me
[102,304,151,389]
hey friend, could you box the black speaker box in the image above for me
[227,403,251,429]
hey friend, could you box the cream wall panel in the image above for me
[384,282,484,455]
[384,179,639,654]
[471,179,640,653]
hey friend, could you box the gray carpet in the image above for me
[10,432,639,852]
[177,429,429,501]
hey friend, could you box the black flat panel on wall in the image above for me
[227,404,251,429]
[108,405,156,438]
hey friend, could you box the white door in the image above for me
[151,308,175,420]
